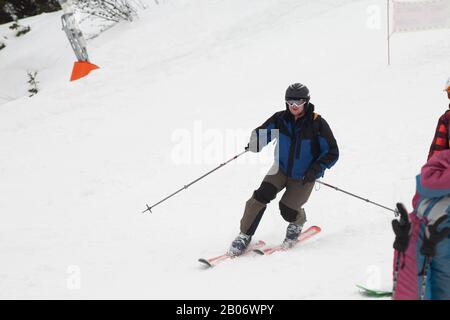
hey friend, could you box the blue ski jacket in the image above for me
[250,103,339,180]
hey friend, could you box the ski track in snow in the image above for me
[0,0,449,299]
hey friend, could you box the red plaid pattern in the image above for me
[428,108,450,160]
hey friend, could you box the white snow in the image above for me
[0,0,449,299]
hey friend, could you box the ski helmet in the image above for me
[285,83,310,101]
[444,77,450,92]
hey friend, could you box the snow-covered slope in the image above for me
[0,0,449,299]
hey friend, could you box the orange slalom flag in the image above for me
[70,61,99,81]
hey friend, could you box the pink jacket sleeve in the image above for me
[418,150,450,198]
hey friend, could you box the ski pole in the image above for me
[142,150,249,213]
[419,256,431,300]
[392,252,403,299]
[316,180,398,215]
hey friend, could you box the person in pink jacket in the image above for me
[392,150,450,300]
[427,77,450,160]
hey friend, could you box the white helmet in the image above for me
[444,77,450,91]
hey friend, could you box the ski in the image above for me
[253,225,321,255]
[356,284,392,298]
[198,240,266,268]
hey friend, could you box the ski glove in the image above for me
[420,215,450,257]
[302,163,321,184]
[392,203,411,253]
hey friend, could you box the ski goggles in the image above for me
[286,99,307,107]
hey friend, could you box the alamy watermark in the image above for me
[364,265,383,289]
[170,121,280,175]
[66,265,81,290]
[366,5,381,30]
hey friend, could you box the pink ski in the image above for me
[253,226,321,255]
[198,240,266,268]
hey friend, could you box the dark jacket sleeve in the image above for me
[315,117,339,172]
[248,112,280,152]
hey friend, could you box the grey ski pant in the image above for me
[240,165,315,236]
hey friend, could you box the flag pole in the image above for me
[387,0,391,66]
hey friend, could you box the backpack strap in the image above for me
[311,113,322,160]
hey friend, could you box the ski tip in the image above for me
[253,249,265,255]
[356,284,367,292]
[310,225,321,232]
[356,284,392,298]
[198,258,213,268]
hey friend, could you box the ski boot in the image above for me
[282,223,302,249]
[228,232,252,256]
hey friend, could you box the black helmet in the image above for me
[285,83,310,101]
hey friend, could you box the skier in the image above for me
[428,77,450,160]
[228,83,339,256]
[392,150,450,300]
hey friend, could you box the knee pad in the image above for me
[279,202,298,222]
[279,203,307,225]
[253,182,278,204]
